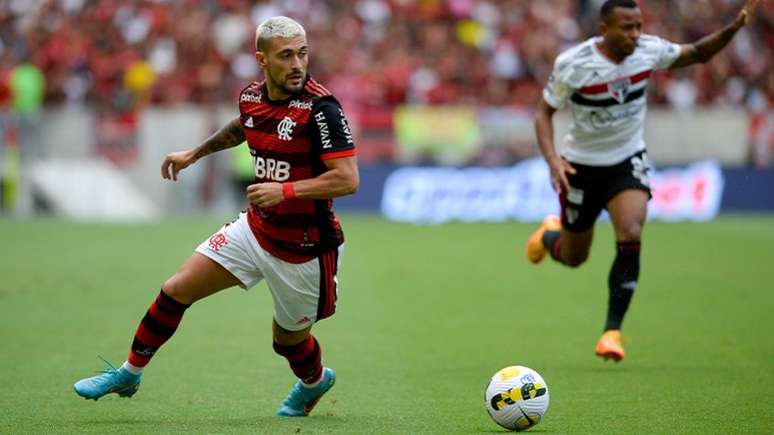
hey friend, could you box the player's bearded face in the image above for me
[260,36,309,95]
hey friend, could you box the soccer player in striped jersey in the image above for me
[526,0,762,361]
[74,16,358,416]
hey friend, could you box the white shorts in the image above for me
[195,212,342,331]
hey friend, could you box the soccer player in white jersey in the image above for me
[526,0,763,361]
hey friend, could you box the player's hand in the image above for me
[247,182,284,208]
[547,155,576,194]
[735,0,761,28]
[161,150,197,181]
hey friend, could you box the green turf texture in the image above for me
[1,215,772,434]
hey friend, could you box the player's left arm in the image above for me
[287,155,359,200]
[670,0,762,69]
[247,98,359,208]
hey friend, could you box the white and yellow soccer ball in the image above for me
[484,365,550,431]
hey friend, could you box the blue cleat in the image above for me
[74,358,142,400]
[276,368,336,417]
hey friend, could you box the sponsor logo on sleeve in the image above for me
[338,108,354,145]
[553,81,568,100]
[314,111,332,148]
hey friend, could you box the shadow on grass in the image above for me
[478,428,551,433]
[67,414,393,434]
[569,363,719,375]
[67,415,534,433]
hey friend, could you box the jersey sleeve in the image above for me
[542,56,575,110]
[651,35,682,69]
[310,97,356,160]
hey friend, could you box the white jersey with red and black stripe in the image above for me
[238,76,356,263]
[543,35,681,166]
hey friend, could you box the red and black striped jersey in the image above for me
[238,76,356,263]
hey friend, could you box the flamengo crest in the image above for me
[209,233,228,251]
[277,116,297,141]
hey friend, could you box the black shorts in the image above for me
[560,151,652,232]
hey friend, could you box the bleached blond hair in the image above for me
[255,16,306,51]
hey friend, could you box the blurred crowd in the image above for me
[0,0,773,165]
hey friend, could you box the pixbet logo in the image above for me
[240,92,261,103]
[289,99,312,110]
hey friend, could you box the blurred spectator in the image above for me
[0,0,771,165]
[3,0,769,108]
[0,60,11,211]
[7,59,45,215]
[10,62,45,115]
[749,105,774,167]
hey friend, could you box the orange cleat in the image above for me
[525,215,562,264]
[595,330,625,362]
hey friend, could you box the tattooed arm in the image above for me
[161,117,246,181]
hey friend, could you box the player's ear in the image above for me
[255,51,267,68]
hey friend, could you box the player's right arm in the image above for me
[536,58,577,193]
[535,99,575,194]
[161,117,246,181]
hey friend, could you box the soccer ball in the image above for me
[485,366,550,431]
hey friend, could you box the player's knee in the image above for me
[272,321,311,347]
[563,252,589,268]
[617,222,643,241]
[162,275,194,305]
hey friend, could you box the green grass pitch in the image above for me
[1,214,773,434]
